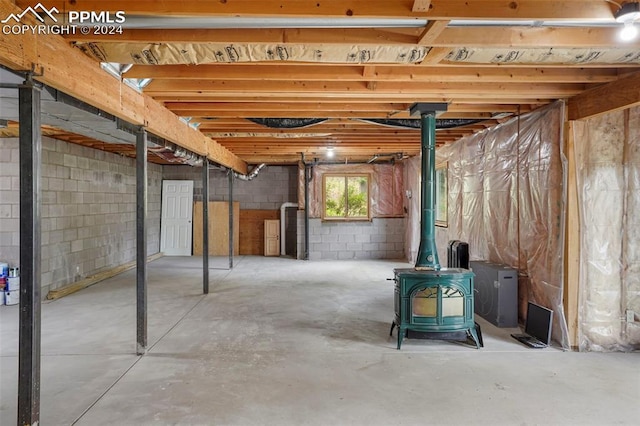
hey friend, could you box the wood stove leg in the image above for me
[467,325,482,349]
[397,327,404,350]
[475,322,484,348]
[389,322,396,336]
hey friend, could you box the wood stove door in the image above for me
[410,283,468,327]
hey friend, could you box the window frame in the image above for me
[321,173,372,221]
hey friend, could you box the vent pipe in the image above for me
[410,103,448,270]
[234,163,266,181]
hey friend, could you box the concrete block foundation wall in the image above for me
[298,215,405,260]
[0,137,162,297]
[163,165,298,209]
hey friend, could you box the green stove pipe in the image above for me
[415,112,440,270]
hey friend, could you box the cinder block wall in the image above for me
[163,164,298,208]
[298,214,405,260]
[0,137,162,297]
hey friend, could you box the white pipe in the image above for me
[280,202,298,256]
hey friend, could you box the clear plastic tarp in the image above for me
[298,163,404,218]
[573,106,640,351]
[405,101,568,348]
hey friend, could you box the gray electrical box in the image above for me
[470,261,518,328]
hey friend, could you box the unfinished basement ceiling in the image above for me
[9,1,640,165]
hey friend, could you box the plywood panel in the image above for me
[193,201,240,256]
[239,210,279,255]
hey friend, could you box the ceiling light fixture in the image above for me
[615,1,640,41]
[326,146,335,158]
[620,20,639,40]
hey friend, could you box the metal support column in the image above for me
[202,161,209,294]
[228,170,234,269]
[136,128,148,355]
[17,76,42,426]
[304,164,310,260]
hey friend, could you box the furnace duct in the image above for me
[234,163,266,181]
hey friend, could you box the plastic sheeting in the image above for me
[298,163,404,218]
[405,101,568,348]
[573,106,640,352]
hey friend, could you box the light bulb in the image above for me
[326,147,335,158]
[620,21,638,41]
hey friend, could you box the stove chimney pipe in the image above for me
[409,103,448,270]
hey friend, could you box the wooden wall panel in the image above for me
[193,201,240,256]
[239,210,279,255]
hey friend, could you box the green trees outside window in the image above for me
[323,174,370,219]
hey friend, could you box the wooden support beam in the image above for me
[0,0,247,174]
[417,20,450,45]
[164,102,411,112]
[434,26,640,48]
[126,64,620,84]
[362,66,376,78]
[144,79,586,97]
[19,1,615,20]
[420,47,452,65]
[412,0,432,13]
[564,120,580,349]
[568,71,640,120]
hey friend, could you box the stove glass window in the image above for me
[442,287,464,317]
[412,287,437,317]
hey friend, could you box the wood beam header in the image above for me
[0,0,247,173]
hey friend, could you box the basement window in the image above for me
[322,174,371,221]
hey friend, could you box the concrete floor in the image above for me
[1,256,638,425]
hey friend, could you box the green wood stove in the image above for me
[390,104,482,350]
[391,268,481,349]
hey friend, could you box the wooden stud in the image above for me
[417,20,450,45]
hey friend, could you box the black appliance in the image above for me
[447,240,470,269]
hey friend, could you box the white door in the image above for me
[160,180,194,256]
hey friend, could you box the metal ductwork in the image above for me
[172,146,203,166]
[234,163,266,181]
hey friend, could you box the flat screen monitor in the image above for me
[525,302,553,345]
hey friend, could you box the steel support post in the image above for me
[228,170,234,269]
[202,161,209,294]
[17,77,42,426]
[304,165,310,260]
[136,128,148,355]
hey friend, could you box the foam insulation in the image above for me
[298,163,404,218]
[573,106,640,352]
[405,102,568,348]
[445,47,640,64]
[75,42,428,65]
